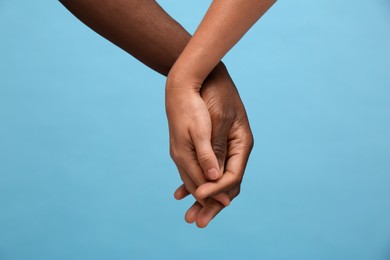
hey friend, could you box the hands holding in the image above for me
[60,0,274,228]
[166,63,253,227]
[163,0,275,226]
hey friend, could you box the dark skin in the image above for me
[60,0,253,228]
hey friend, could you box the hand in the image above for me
[165,72,231,207]
[172,63,254,228]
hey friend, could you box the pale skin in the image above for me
[60,0,275,227]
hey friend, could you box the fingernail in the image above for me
[223,196,231,206]
[207,168,219,180]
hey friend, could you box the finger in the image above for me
[195,198,225,228]
[177,166,207,206]
[195,136,251,199]
[182,161,231,206]
[178,165,229,206]
[174,184,190,200]
[190,129,221,181]
[185,201,202,224]
[210,118,230,173]
[213,192,230,206]
[195,186,240,228]
[195,170,240,199]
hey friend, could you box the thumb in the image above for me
[191,132,221,181]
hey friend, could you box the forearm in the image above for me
[60,0,234,204]
[168,0,276,87]
[59,0,190,76]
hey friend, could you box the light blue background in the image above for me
[1,0,390,259]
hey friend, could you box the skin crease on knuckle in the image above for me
[196,152,216,169]
[169,145,188,165]
[211,138,228,164]
[169,145,179,162]
[170,143,198,167]
[202,88,237,122]
[241,127,255,151]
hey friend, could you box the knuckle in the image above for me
[210,107,235,123]
[203,93,236,124]
[197,152,214,166]
[233,187,241,198]
[212,139,227,161]
[169,147,177,160]
[169,146,183,162]
[243,130,254,150]
[247,135,254,150]
[233,175,243,185]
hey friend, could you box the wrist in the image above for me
[166,68,202,91]
[166,62,227,91]
[205,62,229,83]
